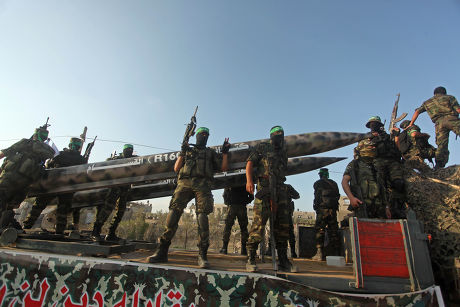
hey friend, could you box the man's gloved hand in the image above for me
[180,143,189,156]
[390,127,400,137]
[222,138,230,154]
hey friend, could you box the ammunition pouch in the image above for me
[255,187,270,201]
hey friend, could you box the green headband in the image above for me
[123,144,133,150]
[34,129,49,141]
[196,127,209,134]
[270,126,284,134]
[70,138,82,145]
[319,169,329,175]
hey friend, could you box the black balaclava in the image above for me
[123,144,134,158]
[369,121,384,133]
[270,125,284,149]
[195,127,209,148]
[196,134,208,147]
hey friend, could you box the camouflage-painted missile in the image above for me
[71,156,346,207]
[30,132,367,196]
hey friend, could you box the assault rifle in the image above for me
[349,160,368,218]
[79,127,88,154]
[41,117,51,130]
[79,126,97,162]
[182,106,198,148]
[389,93,408,134]
[83,136,97,163]
[268,164,278,272]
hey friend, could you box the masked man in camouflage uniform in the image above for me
[395,120,436,172]
[91,144,137,241]
[219,185,253,255]
[23,137,87,234]
[409,86,460,168]
[245,126,293,272]
[312,168,340,261]
[265,184,299,258]
[0,126,55,231]
[366,116,406,219]
[342,140,387,219]
[286,184,300,258]
[149,128,230,268]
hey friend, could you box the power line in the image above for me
[0,136,176,152]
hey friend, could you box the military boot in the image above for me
[90,223,102,242]
[198,248,210,269]
[148,241,170,263]
[105,224,121,241]
[55,223,66,235]
[311,245,325,261]
[278,248,297,272]
[246,249,257,272]
[219,241,228,254]
[241,244,247,256]
[105,231,121,242]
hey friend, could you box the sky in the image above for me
[0,0,459,213]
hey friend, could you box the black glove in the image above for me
[180,143,189,156]
[222,138,230,154]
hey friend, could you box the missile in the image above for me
[71,156,346,207]
[30,131,366,196]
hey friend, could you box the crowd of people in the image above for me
[0,86,458,273]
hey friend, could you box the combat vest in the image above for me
[251,142,287,187]
[314,178,340,209]
[351,160,381,201]
[421,95,459,123]
[1,138,55,180]
[355,138,377,161]
[223,186,254,206]
[371,132,400,160]
[398,130,411,154]
[48,149,87,168]
[178,147,216,180]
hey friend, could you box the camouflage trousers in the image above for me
[94,186,129,234]
[222,205,248,245]
[434,116,460,167]
[288,210,295,249]
[373,158,405,208]
[247,189,290,251]
[352,196,386,219]
[161,178,214,249]
[314,208,339,248]
[23,193,74,230]
[0,172,32,212]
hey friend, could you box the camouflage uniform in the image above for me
[23,148,87,233]
[92,152,138,239]
[370,132,406,218]
[246,142,289,252]
[399,124,436,171]
[0,138,55,229]
[416,94,460,167]
[344,140,386,219]
[286,184,300,257]
[160,147,221,251]
[313,177,340,255]
[220,186,253,255]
